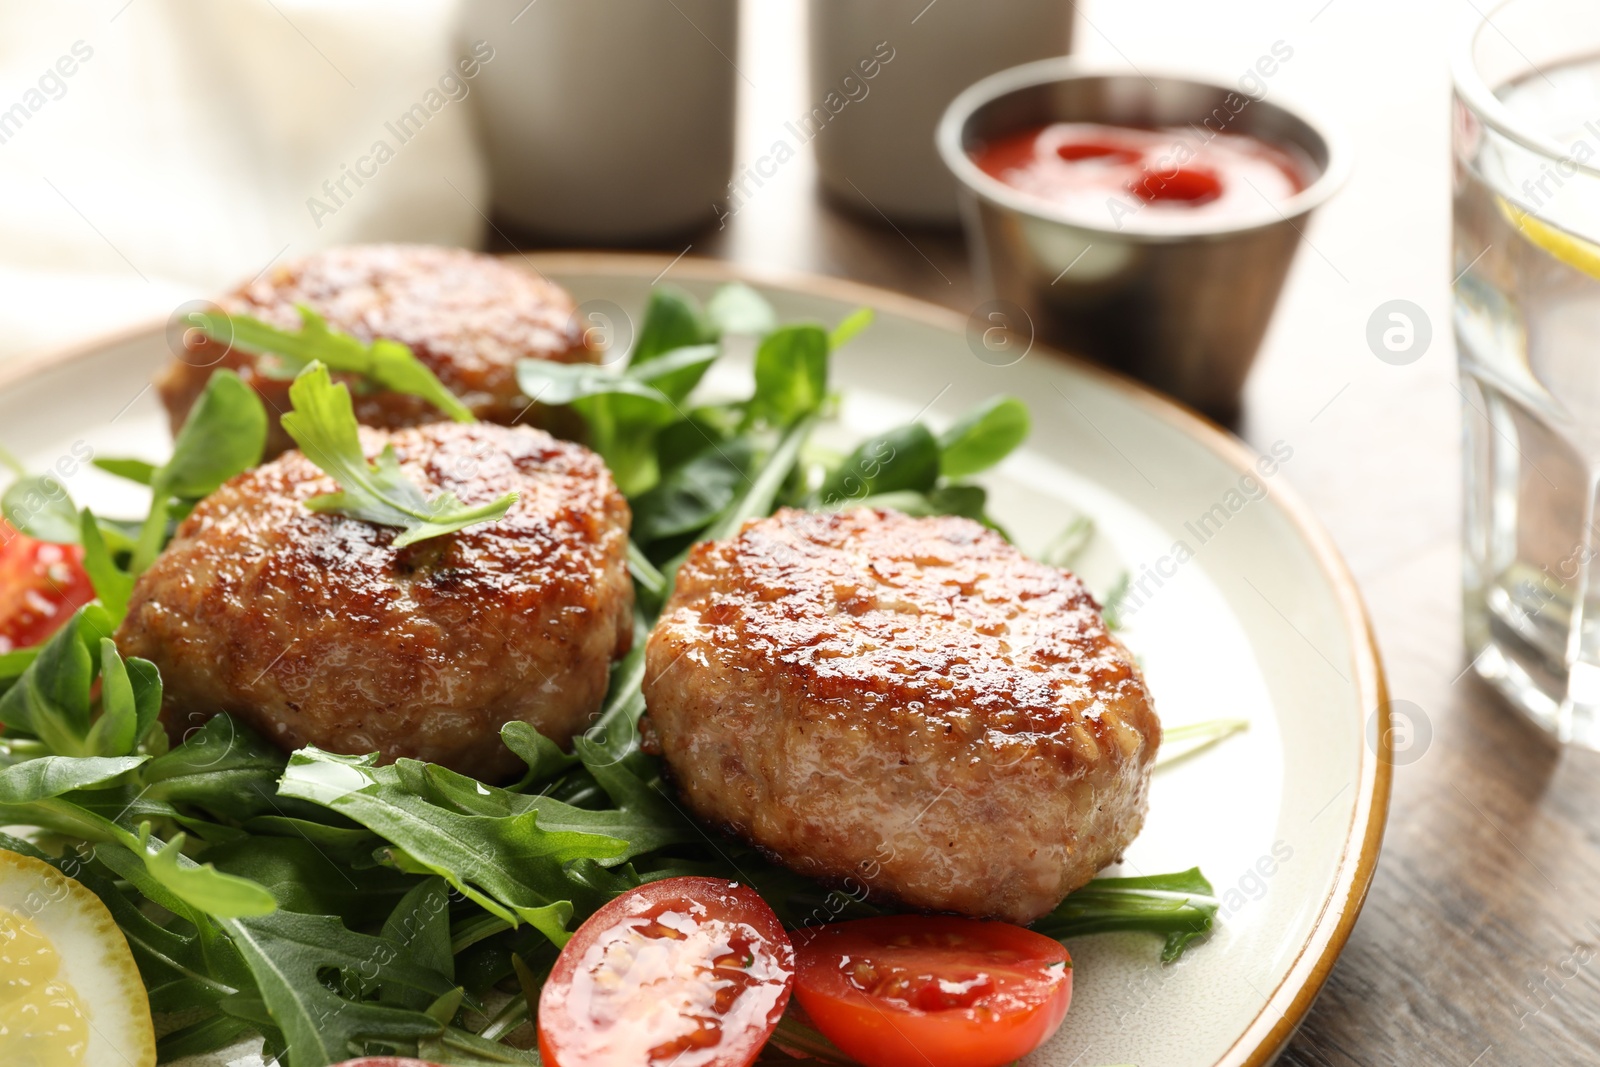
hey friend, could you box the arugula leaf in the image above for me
[1156,718,1249,770]
[198,304,474,423]
[752,325,829,426]
[500,721,579,788]
[281,363,516,549]
[132,369,267,572]
[1031,867,1220,962]
[279,747,629,945]
[817,423,940,508]
[1041,515,1096,569]
[220,908,451,1066]
[410,756,695,863]
[1101,571,1132,630]
[381,877,455,1008]
[141,827,279,918]
[157,1016,259,1062]
[205,835,415,924]
[706,282,776,337]
[938,396,1030,479]
[1,475,79,544]
[78,509,133,623]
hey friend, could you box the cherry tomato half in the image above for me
[793,915,1072,1067]
[538,876,794,1067]
[0,521,94,654]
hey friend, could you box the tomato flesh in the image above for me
[793,916,1072,1067]
[538,876,794,1067]
[0,522,94,654]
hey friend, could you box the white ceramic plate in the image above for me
[0,253,1389,1067]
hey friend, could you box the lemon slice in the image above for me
[1496,196,1600,280]
[0,849,155,1067]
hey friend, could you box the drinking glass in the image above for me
[1454,0,1600,747]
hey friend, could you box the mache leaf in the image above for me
[817,423,940,508]
[938,396,1030,479]
[0,754,146,802]
[78,509,133,623]
[132,369,266,572]
[630,286,712,367]
[752,325,829,426]
[0,607,96,751]
[706,282,776,337]
[1,475,79,544]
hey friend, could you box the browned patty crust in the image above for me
[115,422,633,780]
[642,508,1160,923]
[158,244,592,458]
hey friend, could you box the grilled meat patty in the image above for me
[158,244,592,458]
[115,422,632,780]
[641,508,1160,923]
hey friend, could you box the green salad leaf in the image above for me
[281,363,516,549]
[196,304,475,423]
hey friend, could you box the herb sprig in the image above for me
[280,363,516,549]
[195,304,475,423]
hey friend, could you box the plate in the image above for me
[0,252,1389,1067]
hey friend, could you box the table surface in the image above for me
[493,2,1600,1063]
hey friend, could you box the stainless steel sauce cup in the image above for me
[938,59,1348,422]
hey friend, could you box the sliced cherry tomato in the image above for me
[792,915,1072,1067]
[0,521,94,653]
[538,876,794,1067]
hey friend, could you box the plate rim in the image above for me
[1,250,1390,1067]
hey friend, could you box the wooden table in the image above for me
[493,2,1600,1061]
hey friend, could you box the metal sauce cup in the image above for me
[938,59,1348,422]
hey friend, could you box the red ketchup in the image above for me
[972,122,1308,224]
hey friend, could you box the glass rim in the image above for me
[1451,0,1600,181]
